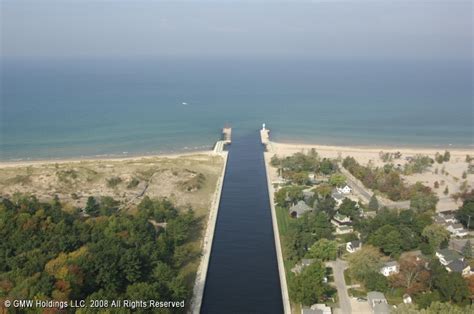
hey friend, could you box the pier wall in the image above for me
[190,151,229,313]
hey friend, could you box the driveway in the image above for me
[326,259,351,314]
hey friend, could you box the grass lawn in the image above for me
[276,205,291,236]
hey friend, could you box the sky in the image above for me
[1,0,472,60]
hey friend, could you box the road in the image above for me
[340,165,410,210]
[326,259,351,314]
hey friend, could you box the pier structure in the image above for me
[261,126,291,313]
[213,127,232,154]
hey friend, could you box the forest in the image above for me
[0,194,199,313]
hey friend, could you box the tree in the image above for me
[307,239,337,261]
[443,186,449,195]
[329,173,346,187]
[443,151,451,162]
[422,224,450,250]
[455,190,474,229]
[364,272,388,292]
[462,240,472,258]
[338,198,359,220]
[368,194,379,211]
[347,245,384,282]
[390,255,429,294]
[433,181,439,189]
[410,192,438,212]
[421,302,472,314]
[368,225,403,256]
[290,261,332,305]
[85,196,99,216]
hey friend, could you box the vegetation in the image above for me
[289,261,335,305]
[106,176,123,188]
[270,150,337,182]
[404,155,433,175]
[455,190,474,229]
[356,208,432,255]
[342,157,436,204]
[0,195,199,312]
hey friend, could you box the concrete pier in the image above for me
[262,127,291,314]
[191,128,231,313]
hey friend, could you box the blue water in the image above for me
[1,57,472,160]
[202,130,283,313]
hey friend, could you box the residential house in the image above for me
[335,225,353,235]
[435,249,463,266]
[289,201,313,218]
[446,259,471,277]
[301,304,332,314]
[336,185,352,195]
[346,240,362,253]
[380,261,399,277]
[292,259,316,274]
[332,213,351,225]
[332,213,353,234]
[446,223,469,237]
[403,294,412,304]
[367,291,390,314]
[331,191,345,207]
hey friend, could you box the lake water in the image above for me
[201,130,283,313]
[1,57,472,160]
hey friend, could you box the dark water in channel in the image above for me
[201,130,283,314]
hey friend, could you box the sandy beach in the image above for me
[266,141,473,212]
[0,150,214,168]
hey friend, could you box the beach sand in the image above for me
[266,141,473,212]
[0,150,225,215]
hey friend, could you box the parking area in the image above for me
[350,297,372,313]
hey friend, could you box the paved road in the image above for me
[327,259,351,314]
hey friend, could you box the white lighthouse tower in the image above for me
[262,123,266,131]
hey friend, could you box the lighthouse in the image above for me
[262,123,266,131]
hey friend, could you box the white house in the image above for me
[446,223,469,237]
[337,185,352,195]
[380,261,399,277]
[346,240,362,253]
[446,259,472,277]
[332,191,345,207]
[335,225,353,235]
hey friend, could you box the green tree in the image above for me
[338,198,359,220]
[368,194,379,211]
[364,272,388,292]
[410,192,438,212]
[422,224,450,250]
[307,239,338,261]
[462,240,472,258]
[329,173,346,187]
[455,190,474,229]
[290,261,331,305]
[347,245,384,282]
[85,196,99,216]
[368,225,403,256]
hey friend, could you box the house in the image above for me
[336,185,352,195]
[331,191,345,207]
[346,240,362,253]
[301,304,332,314]
[332,213,351,226]
[380,261,399,277]
[435,249,463,266]
[446,223,469,237]
[403,294,412,304]
[367,291,390,314]
[335,225,353,235]
[440,213,458,224]
[289,201,313,218]
[332,213,353,234]
[446,259,471,277]
[292,259,316,274]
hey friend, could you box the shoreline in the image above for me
[268,141,473,157]
[0,149,213,168]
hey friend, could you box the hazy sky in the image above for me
[1,0,472,60]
